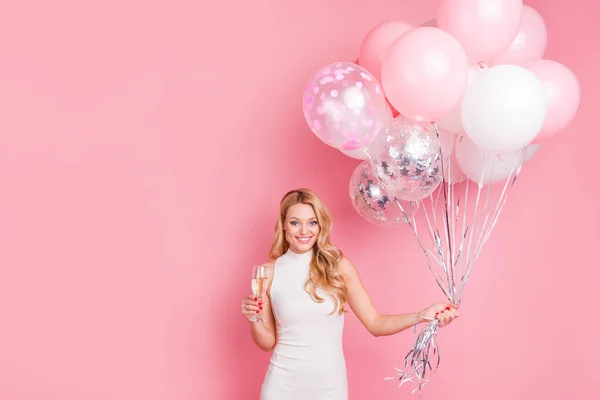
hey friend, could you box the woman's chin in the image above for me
[292,240,315,253]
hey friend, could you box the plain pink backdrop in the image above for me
[0,0,597,399]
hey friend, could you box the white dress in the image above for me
[260,248,347,400]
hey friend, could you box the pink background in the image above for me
[0,0,597,399]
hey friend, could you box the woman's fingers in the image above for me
[241,295,264,320]
[436,308,459,327]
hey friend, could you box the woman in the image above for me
[241,188,459,400]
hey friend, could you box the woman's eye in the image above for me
[310,221,318,226]
[290,221,298,226]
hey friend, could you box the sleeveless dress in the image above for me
[260,248,347,400]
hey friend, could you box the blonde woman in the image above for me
[241,188,459,400]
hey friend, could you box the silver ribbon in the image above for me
[367,123,525,395]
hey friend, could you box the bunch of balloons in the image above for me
[302,0,580,228]
[302,0,581,393]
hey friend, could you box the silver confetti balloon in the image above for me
[368,116,443,202]
[349,161,417,227]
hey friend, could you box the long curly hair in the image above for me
[269,188,347,315]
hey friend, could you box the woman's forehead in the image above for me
[286,204,316,218]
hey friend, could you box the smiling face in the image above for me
[283,203,320,254]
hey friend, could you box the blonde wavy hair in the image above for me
[268,188,347,314]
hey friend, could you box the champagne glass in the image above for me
[250,265,269,322]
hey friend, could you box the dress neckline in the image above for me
[284,247,314,262]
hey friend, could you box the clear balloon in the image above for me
[349,161,417,226]
[339,148,370,160]
[302,62,390,151]
[368,116,443,201]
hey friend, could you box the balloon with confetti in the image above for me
[349,161,417,227]
[302,62,391,151]
[368,116,444,202]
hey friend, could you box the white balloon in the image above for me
[524,143,540,162]
[461,65,547,153]
[455,136,525,185]
[339,148,370,160]
[436,65,483,133]
[445,150,467,183]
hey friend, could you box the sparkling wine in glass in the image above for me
[250,265,269,322]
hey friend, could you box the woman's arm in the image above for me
[245,294,277,351]
[241,262,277,351]
[340,257,459,337]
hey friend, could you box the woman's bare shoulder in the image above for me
[338,255,359,277]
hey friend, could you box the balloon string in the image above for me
[362,127,525,393]
[458,149,523,300]
[361,145,453,299]
[388,132,526,394]
[385,318,440,399]
[433,122,457,303]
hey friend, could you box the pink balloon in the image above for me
[385,98,400,118]
[359,21,413,83]
[491,5,547,65]
[381,27,469,122]
[437,0,524,63]
[524,59,581,142]
[436,64,485,133]
[420,19,437,28]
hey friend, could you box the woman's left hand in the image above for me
[418,303,459,327]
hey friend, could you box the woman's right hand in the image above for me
[241,294,264,321]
